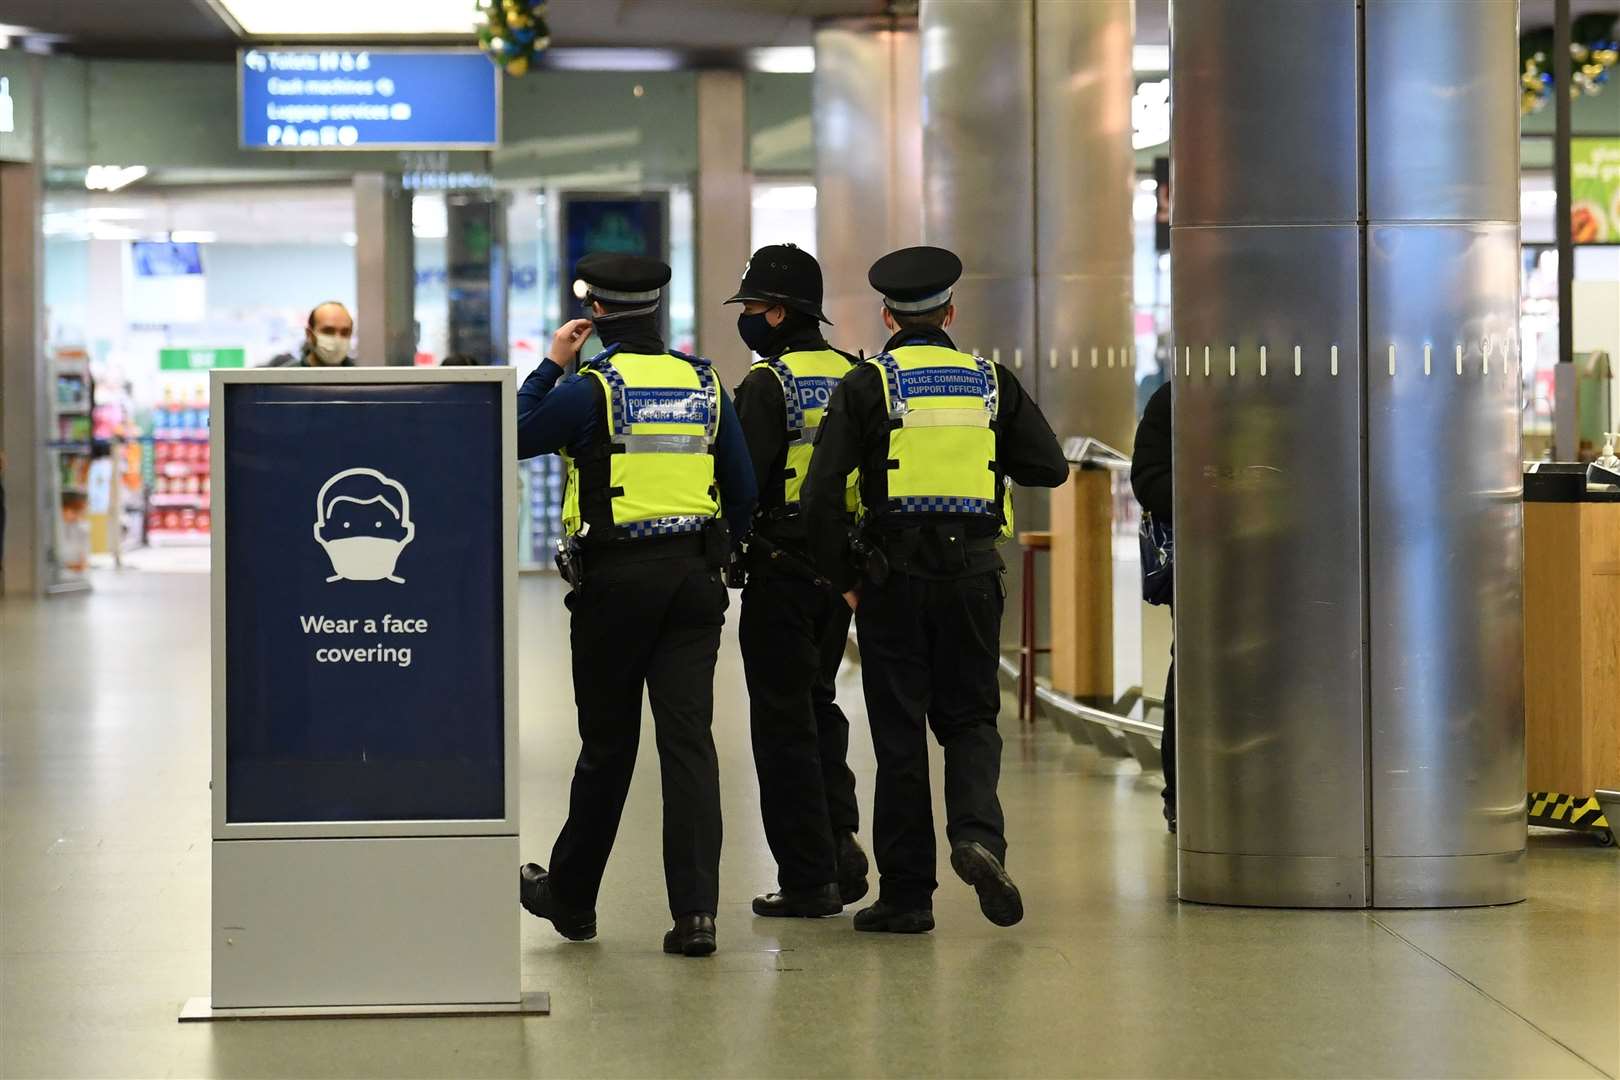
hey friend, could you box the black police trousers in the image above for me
[549,555,727,918]
[738,569,858,891]
[855,568,1006,910]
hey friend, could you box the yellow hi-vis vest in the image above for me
[562,347,722,540]
[755,348,853,508]
[868,344,1010,533]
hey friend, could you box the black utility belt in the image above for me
[585,532,709,569]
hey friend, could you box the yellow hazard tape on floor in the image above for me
[1527,791,1610,830]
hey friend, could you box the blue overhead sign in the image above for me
[239,48,500,150]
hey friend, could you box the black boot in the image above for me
[519,863,597,941]
[949,841,1024,928]
[852,901,935,934]
[753,883,842,918]
[836,832,870,905]
[663,913,717,957]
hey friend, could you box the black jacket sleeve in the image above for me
[994,364,1068,489]
[801,367,879,592]
[732,367,786,503]
[1130,381,1173,523]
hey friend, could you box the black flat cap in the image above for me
[868,246,963,314]
[724,243,831,323]
[575,252,671,304]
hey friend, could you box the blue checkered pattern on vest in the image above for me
[890,495,996,516]
[766,359,806,434]
[622,515,711,539]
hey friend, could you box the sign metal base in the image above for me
[180,992,549,1023]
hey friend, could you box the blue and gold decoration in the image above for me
[1521,14,1620,115]
[477,0,551,77]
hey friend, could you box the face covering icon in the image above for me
[312,332,350,366]
[313,468,416,583]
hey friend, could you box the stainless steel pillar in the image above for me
[812,18,922,343]
[695,70,752,385]
[447,192,509,366]
[1171,0,1524,908]
[919,0,1136,648]
[353,173,415,367]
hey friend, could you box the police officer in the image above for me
[726,245,869,918]
[516,253,758,957]
[801,246,1066,933]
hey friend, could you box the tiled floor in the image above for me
[2,570,1616,1079]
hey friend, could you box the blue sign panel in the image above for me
[239,48,499,150]
[223,382,505,822]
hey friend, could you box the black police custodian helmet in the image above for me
[574,252,671,306]
[724,243,831,324]
[868,246,963,315]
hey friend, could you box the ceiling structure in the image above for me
[12,0,1612,63]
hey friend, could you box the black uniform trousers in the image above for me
[854,568,1006,910]
[1162,640,1177,810]
[549,554,727,917]
[738,566,858,890]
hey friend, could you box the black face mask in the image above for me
[737,311,783,356]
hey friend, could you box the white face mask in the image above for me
[319,535,411,583]
[312,331,350,365]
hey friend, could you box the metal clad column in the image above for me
[1034,0,1136,451]
[812,20,922,342]
[1171,0,1370,907]
[1172,0,1525,908]
[1363,0,1524,907]
[919,0,1036,373]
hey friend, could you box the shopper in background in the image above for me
[801,246,1067,934]
[516,253,757,958]
[266,301,355,367]
[1130,380,1176,833]
[726,244,869,920]
[440,353,481,366]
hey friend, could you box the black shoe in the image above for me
[753,883,842,918]
[663,913,717,957]
[836,832,870,905]
[1163,790,1178,834]
[949,841,1024,927]
[852,901,935,934]
[519,863,597,941]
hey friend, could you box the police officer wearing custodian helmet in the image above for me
[802,246,1066,933]
[727,244,870,918]
[516,253,758,957]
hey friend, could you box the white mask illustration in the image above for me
[313,468,416,583]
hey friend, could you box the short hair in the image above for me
[888,305,950,333]
[440,353,481,366]
[308,301,351,329]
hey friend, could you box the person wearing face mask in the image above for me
[266,301,355,367]
[514,253,757,959]
[725,244,870,920]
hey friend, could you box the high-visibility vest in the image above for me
[562,346,721,540]
[754,348,851,509]
[866,344,1009,532]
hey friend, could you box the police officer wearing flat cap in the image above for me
[516,252,758,957]
[726,244,870,919]
[801,246,1066,933]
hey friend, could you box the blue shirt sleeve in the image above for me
[516,360,600,459]
[713,387,757,541]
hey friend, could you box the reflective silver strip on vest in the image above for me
[616,433,713,454]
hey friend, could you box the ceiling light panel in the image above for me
[217,0,478,37]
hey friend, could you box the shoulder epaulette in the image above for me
[580,342,623,370]
[667,348,712,368]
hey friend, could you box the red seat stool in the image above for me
[1016,531,1053,727]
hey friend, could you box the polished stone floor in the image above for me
[2,570,1616,1079]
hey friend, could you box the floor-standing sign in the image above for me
[185,367,538,1019]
